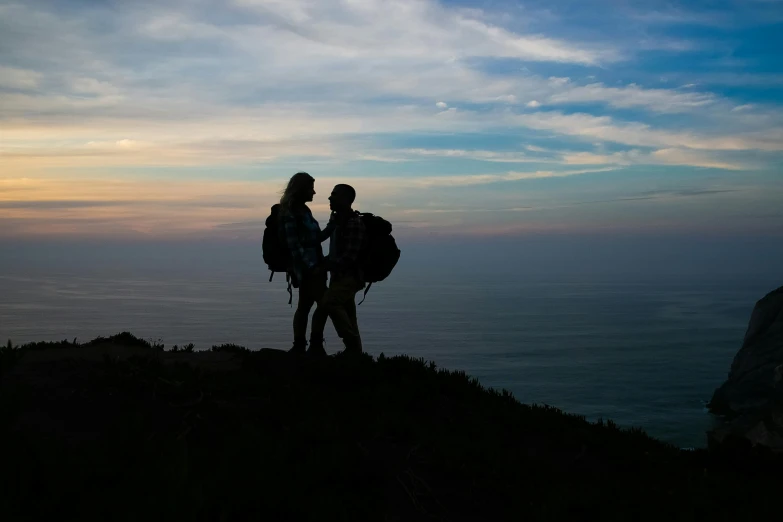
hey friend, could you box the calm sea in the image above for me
[0,242,776,449]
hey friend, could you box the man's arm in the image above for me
[330,217,365,269]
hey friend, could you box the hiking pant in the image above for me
[311,275,363,350]
[293,270,327,346]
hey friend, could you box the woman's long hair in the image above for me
[279,172,314,215]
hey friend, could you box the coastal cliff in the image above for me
[709,286,783,450]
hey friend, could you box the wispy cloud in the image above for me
[561,148,750,170]
[236,0,618,65]
[399,148,547,163]
[402,167,619,187]
[515,111,783,151]
[0,200,134,210]
[0,66,42,90]
[546,83,716,112]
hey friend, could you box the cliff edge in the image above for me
[709,286,783,450]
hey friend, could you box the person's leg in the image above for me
[306,273,328,355]
[292,271,327,352]
[324,276,362,353]
[309,277,340,353]
[344,294,363,353]
[291,276,315,353]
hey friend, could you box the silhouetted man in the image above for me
[310,184,365,355]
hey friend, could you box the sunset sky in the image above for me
[2,0,782,241]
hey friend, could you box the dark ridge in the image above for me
[1,335,782,521]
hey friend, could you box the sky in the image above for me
[1,0,782,242]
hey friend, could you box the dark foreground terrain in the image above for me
[1,333,781,521]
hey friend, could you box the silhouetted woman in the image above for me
[279,172,332,355]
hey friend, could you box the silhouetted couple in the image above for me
[279,172,365,356]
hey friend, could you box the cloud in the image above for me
[0,198,256,211]
[0,0,622,123]
[1,92,126,117]
[562,148,749,170]
[69,77,121,96]
[562,151,635,165]
[649,148,748,170]
[0,167,567,238]
[0,175,281,238]
[237,0,617,65]
[400,187,740,215]
[2,1,776,158]
[0,132,342,169]
[667,189,737,197]
[547,83,715,113]
[399,148,551,163]
[516,111,783,151]
[636,37,705,53]
[403,167,618,187]
[0,66,42,90]
[0,200,134,210]
[212,219,267,231]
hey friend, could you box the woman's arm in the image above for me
[319,212,336,242]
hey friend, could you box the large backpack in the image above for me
[357,212,400,304]
[262,204,296,304]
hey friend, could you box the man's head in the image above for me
[329,184,356,213]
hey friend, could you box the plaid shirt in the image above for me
[328,211,365,280]
[280,204,324,282]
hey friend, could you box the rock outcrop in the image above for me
[709,286,783,450]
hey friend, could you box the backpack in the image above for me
[262,204,296,305]
[357,212,400,304]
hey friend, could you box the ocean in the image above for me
[0,240,777,449]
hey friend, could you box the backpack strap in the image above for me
[268,271,293,305]
[357,282,372,305]
[286,272,293,307]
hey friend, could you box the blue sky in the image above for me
[1,0,782,240]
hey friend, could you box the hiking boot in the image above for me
[335,336,362,356]
[288,340,307,355]
[306,339,327,357]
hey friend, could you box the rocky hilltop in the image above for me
[709,286,783,450]
[2,333,783,521]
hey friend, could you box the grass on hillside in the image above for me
[0,333,781,522]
